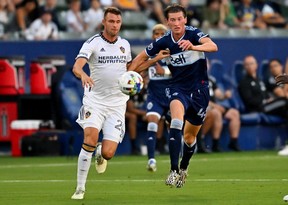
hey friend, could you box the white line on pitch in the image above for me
[0,179,287,183]
[0,155,283,169]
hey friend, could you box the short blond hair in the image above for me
[152,24,168,33]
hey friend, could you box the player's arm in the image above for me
[128,50,150,72]
[137,50,170,73]
[178,37,218,52]
[72,57,94,88]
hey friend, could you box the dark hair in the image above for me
[104,7,122,18]
[268,58,282,67]
[164,4,187,19]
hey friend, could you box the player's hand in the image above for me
[275,74,288,85]
[80,73,94,88]
[178,40,194,51]
[157,49,170,60]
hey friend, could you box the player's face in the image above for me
[152,29,166,40]
[167,12,187,36]
[102,13,122,37]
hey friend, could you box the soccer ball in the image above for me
[118,71,144,96]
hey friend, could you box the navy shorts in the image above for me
[146,94,170,118]
[166,86,210,125]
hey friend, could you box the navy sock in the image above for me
[147,131,156,159]
[169,128,182,172]
[180,142,197,170]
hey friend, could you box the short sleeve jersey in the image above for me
[76,33,132,106]
[145,26,209,93]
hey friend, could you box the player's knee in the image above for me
[183,133,197,145]
[102,151,114,160]
[101,147,115,160]
[147,122,158,132]
[170,118,183,130]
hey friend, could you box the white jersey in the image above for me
[76,33,131,106]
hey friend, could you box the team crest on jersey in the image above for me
[197,32,206,38]
[147,43,153,50]
[147,102,153,110]
[120,46,125,53]
[85,111,91,119]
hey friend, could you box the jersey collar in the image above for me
[100,32,118,44]
[171,32,185,43]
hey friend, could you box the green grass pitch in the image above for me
[0,151,287,205]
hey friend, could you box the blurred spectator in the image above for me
[0,0,15,25]
[99,0,113,8]
[8,0,40,32]
[24,9,58,40]
[137,0,153,11]
[235,0,266,29]
[114,0,140,11]
[266,58,288,98]
[238,55,288,118]
[178,0,202,27]
[0,0,15,38]
[66,0,87,33]
[221,0,240,27]
[147,0,170,29]
[198,60,241,153]
[84,0,103,32]
[202,0,228,29]
[255,0,288,28]
[39,0,66,31]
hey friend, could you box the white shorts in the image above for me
[76,95,126,143]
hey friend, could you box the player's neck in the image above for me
[101,31,118,44]
[172,31,185,42]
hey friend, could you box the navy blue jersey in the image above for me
[145,26,209,93]
[146,60,171,116]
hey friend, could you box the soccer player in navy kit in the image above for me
[143,24,171,172]
[129,4,218,188]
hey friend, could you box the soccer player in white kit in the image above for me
[71,7,131,200]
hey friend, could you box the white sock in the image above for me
[76,148,93,190]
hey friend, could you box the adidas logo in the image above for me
[100,48,105,52]
[169,137,175,141]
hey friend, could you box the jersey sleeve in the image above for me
[125,40,132,63]
[187,26,209,45]
[76,40,94,60]
[145,39,164,58]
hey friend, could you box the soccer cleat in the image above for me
[71,188,85,200]
[176,169,188,188]
[278,145,288,156]
[95,143,107,174]
[147,158,157,172]
[165,170,179,187]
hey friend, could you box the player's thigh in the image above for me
[170,99,185,119]
[102,104,126,144]
[83,127,99,146]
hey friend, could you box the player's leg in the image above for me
[98,104,126,173]
[224,108,241,151]
[146,113,160,172]
[210,108,223,152]
[165,99,184,186]
[177,87,209,188]
[197,109,214,153]
[72,127,99,199]
[175,122,200,188]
